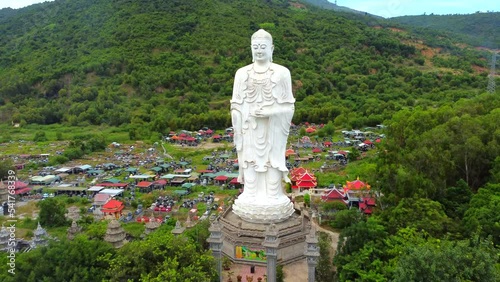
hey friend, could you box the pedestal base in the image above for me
[232,194,294,223]
[220,207,310,266]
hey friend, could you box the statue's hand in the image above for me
[253,106,273,117]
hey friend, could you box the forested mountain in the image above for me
[1,1,499,280]
[0,0,494,136]
[391,12,500,49]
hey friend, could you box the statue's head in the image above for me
[251,29,274,63]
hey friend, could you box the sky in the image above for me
[0,0,499,18]
[0,0,54,10]
[332,0,499,18]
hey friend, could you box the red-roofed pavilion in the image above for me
[101,199,125,219]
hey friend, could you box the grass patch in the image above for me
[0,124,129,144]
[122,222,145,239]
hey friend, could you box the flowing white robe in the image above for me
[231,63,295,194]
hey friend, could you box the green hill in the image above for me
[302,0,382,18]
[0,0,493,135]
[390,12,500,49]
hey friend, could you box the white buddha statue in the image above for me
[231,29,295,223]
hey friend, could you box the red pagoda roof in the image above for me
[321,188,346,201]
[296,180,317,188]
[101,199,124,213]
[345,179,370,191]
[298,171,316,181]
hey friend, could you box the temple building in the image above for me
[101,199,125,219]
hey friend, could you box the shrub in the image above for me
[330,209,363,229]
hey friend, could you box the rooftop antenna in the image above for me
[487,52,497,93]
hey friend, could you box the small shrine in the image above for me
[144,214,161,235]
[185,212,195,228]
[67,220,82,240]
[104,219,127,248]
[30,222,50,249]
[101,199,125,219]
[171,220,185,236]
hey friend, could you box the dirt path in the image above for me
[282,218,339,281]
[312,220,340,251]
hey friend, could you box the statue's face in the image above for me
[251,39,273,63]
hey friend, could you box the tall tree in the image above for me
[36,197,69,227]
[316,232,335,282]
[393,237,499,282]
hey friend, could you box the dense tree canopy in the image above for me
[332,93,500,280]
[391,12,500,49]
[0,223,217,282]
[0,0,495,137]
[0,235,115,282]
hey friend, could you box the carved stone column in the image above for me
[262,224,280,282]
[304,226,320,282]
[207,221,224,282]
